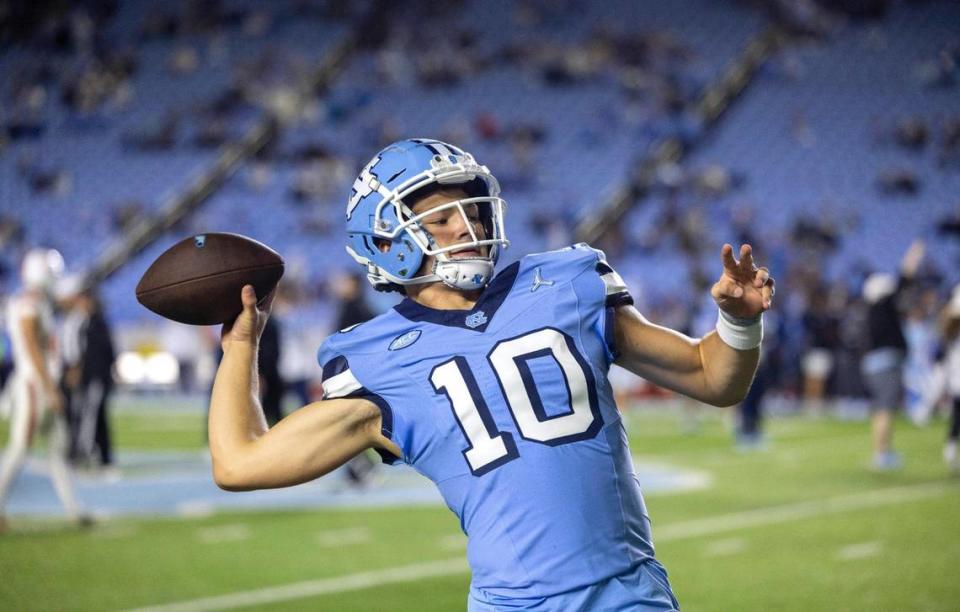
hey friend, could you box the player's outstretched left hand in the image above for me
[710,244,775,319]
[220,284,276,352]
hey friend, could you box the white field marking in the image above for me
[703,537,747,557]
[315,526,370,547]
[655,481,951,542]
[122,557,469,612]
[123,481,953,612]
[126,421,199,432]
[836,541,883,561]
[438,533,467,551]
[93,524,140,539]
[176,502,216,519]
[196,524,251,545]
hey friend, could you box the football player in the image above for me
[0,249,88,531]
[209,139,775,610]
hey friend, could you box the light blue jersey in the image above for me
[318,244,667,602]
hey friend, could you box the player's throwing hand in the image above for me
[221,285,275,352]
[711,244,775,320]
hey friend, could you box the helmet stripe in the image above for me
[430,141,455,160]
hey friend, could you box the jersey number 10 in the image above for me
[430,327,603,476]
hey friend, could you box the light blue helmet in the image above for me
[345,138,508,292]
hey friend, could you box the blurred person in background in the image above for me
[902,285,943,424]
[274,284,314,409]
[735,310,783,450]
[333,272,376,330]
[163,319,203,394]
[63,281,117,473]
[860,240,924,471]
[800,284,840,417]
[59,275,85,456]
[925,285,960,472]
[0,249,89,531]
[332,272,378,487]
[258,316,284,426]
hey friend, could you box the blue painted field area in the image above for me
[6,452,710,519]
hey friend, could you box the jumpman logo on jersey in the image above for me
[530,267,555,292]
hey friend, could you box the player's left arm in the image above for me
[613,244,775,407]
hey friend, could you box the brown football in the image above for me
[136,233,284,325]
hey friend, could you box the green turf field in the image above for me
[1,402,958,611]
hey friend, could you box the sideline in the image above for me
[124,481,955,612]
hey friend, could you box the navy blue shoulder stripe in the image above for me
[606,292,633,308]
[321,355,350,380]
[351,390,400,466]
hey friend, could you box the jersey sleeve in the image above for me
[317,338,403,465]
[566,243,633,363]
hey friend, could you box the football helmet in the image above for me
[345,138,508,292]
[21,248,65,292]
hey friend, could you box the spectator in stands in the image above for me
[936,206,960,238]
[121,114,178,151]
[876,168,920,196]
[938,116,960,169]
[916,44,958,89]
[860,240,925,470]
[0,215,25,251]
[894,116,929,151]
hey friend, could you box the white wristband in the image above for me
[715,310,763,350]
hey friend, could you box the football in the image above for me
[135,233,284,325]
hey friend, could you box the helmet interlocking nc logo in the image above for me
[347,153,386,220]
[344,138,510,293]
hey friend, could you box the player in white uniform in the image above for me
[0,249,87,531]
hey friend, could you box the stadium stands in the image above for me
[3,0,959,402]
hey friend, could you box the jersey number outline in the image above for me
[429,327,602,476]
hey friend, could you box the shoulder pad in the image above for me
[521,243,608,283]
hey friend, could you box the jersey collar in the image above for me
[393,261,520,332]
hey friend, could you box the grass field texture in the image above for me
[1,401,958,611]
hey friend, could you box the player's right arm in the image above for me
[208,285,400,491]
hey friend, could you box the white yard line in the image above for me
[124,558,470,612]
[836,541,883,561]
[702,537,747,557]
[315,526,371,547]
[655,481,950,541]
[196,524,252,545]
[123,481,954,612]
